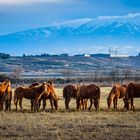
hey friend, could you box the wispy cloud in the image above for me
[98,13,140,19]
[0,0,64,5]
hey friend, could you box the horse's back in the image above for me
[79,84,100,99]
[126,83,140,98]
[63,85,77,98]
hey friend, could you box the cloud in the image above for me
[0,0,64,5]
[98,13,140,19]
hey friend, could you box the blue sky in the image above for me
[0,0,140,35]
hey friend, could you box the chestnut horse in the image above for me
[107,84,127,109]
[0,80,11,110]
[77,84,100,111]
[3,82,12,110]
[125,83,140,110]
[63,84,78,109]
[29,82,59,111]
[14,82,46,112]
[63,84,88,110]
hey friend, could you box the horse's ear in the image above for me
[43,82,46,85]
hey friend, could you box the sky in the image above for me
[0,0,140,35]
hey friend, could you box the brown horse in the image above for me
[107,84,127,110]
[0,80,11,110]
[29,82,59,111]
[63,84,79,109]
[77,84,100,111]
[3,83,12,110]
[14,82,46,112]
[125,83,140,110]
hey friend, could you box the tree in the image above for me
[12,67,22,79]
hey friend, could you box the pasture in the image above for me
[0,87,139,140]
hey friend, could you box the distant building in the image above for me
[84,54,91,57]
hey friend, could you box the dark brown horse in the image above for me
[107,84,127,109]
[63,84,79,109]
[0,80,11,110]
[125,83,140,110]
[29,82,59,111]
[14,82,46,112]
[77,84,100,111]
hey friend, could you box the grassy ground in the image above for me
[0,87,139,140]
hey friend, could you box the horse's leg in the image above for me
[5,100,8,110]
[94,98,98,111]
[81,99,84,110]
[30,99,34,112]
[85,99,88,110]
[65,96,71,109]
[131,98,135,110]
[43,99,46,110]
[34,98,39,112]
[50,98,53,110]
[9,100,11,111]
[19,98,23,110]
[115,97,118,110]
[113,98,116,109]
[53,99,58,110]
[123,98,126,109]
[107,98,112,110]
[37,99,41,110]
[88,98,93,111]
[14,98,18,111]
[76,98,80,110]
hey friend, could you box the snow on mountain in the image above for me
[0,13,140,55]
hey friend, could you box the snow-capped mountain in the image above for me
[0,14,140,55]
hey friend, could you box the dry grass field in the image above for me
[0,87,140,140]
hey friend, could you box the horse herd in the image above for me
[0,79,139,112]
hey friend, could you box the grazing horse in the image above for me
[14,82,46,112]
[107,84,127,109]
[63,85,79,109]
[0,80,11,110]
[30,82,59,111]
[3,83,12,110]
[125,83,140,110]
[77,84,100,111]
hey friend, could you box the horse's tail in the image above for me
[14,89,18,105]
[96,86,100,99]
[63,87,67,99]
[96,86,100,109]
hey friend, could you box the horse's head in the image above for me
[1,79,11,92]
[46,82,55,94]
[107,98,111,109]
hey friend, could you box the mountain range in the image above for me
[0,14,140,56]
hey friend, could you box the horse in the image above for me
[29,82,59,111]
[63,84,79,109]
[14,82,46,112]
[3,83,12,111]
[107,84,127,110]
[125,83,140,110]
[0,80,11,110]
[77,84,100,111]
